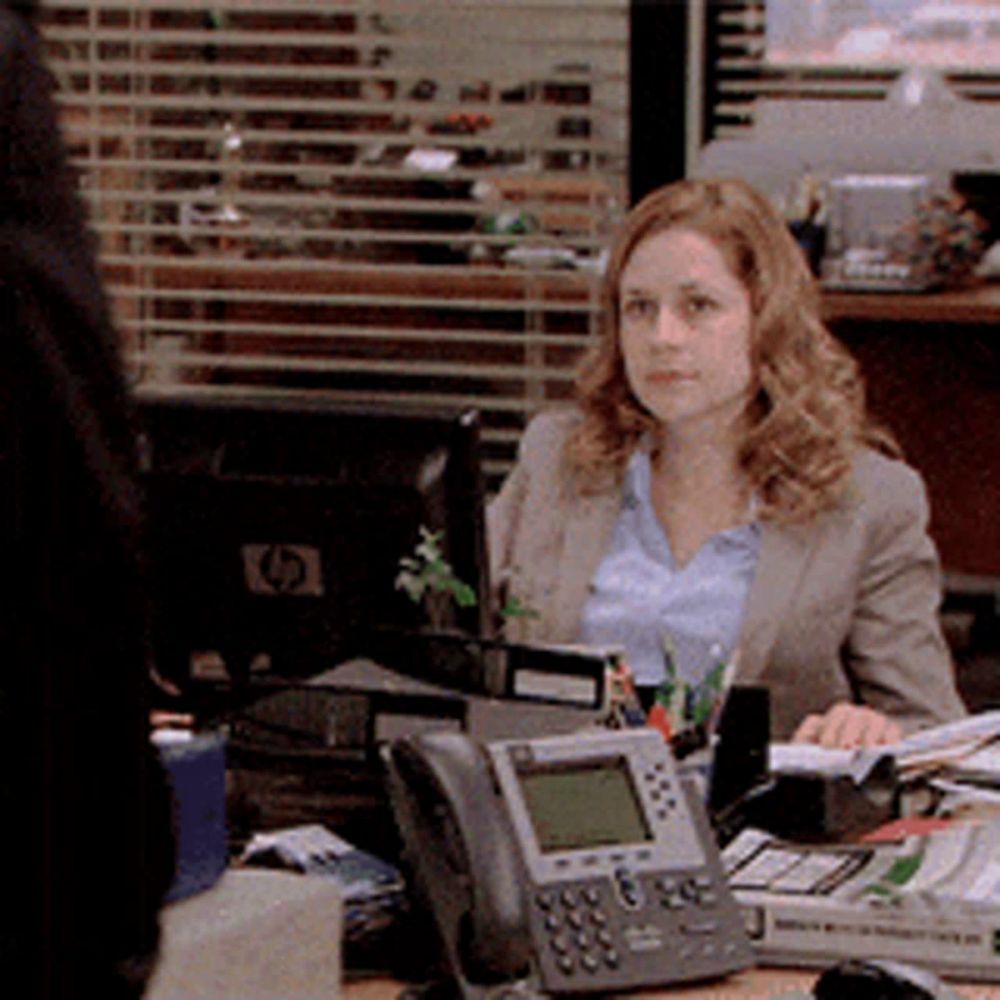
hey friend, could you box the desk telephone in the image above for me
[382,727,752,998]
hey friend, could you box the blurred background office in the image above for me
[34,0,998,698]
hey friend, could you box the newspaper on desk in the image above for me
[723,820,1000,980]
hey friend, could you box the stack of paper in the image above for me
[769,709,1000,786]
[723,820,1000,979]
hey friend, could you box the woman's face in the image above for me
[618,226,754,441]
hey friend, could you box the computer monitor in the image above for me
[134,388,490,692]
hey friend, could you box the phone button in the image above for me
[613,866,645,910]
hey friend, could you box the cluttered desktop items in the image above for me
[160,658,1000,996]
[716,709,1000,985]
[149,608,1000,999]
[215,700,1000,998]
[372,711,1000,997]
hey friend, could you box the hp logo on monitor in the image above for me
[242,544,325,597]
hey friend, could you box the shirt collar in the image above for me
[625,445,761,531]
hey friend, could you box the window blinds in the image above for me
[701,0,1000,145]
[40,0,629,485]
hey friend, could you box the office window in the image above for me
[698,0,1000,145]
[41,0,629,484]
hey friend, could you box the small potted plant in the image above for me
[395,526,477,631]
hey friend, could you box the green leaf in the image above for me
[449,580,478,608]
[500,594,539,620]
[396,525,479,618]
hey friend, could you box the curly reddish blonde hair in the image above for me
[568,177,897,522]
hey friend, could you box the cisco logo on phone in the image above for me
[242,543,325,597]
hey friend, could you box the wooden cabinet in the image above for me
[823,287,1000,577]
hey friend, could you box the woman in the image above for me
[488,177,967,747]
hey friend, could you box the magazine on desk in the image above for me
[722,820,1000,980]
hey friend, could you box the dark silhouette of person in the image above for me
[0,2,174,995]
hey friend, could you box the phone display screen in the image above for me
[518,756,652,853]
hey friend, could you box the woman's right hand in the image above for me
[792,701,902,750]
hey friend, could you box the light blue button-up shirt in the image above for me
[579,448,761,689]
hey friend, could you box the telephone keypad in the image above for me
[534,866,745,990]
[534,878,623,981]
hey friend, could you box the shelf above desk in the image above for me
[823,282,1000,325]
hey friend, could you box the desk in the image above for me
[342,967,1000,999]
[147,869,343,1000]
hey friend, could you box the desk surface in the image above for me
[343,966,1000,999]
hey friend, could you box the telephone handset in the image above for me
[382,730,535,998]
[382,727,753,998]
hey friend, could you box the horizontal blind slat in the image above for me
[119,318,593,346]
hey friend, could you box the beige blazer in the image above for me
[487,409,968,740]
